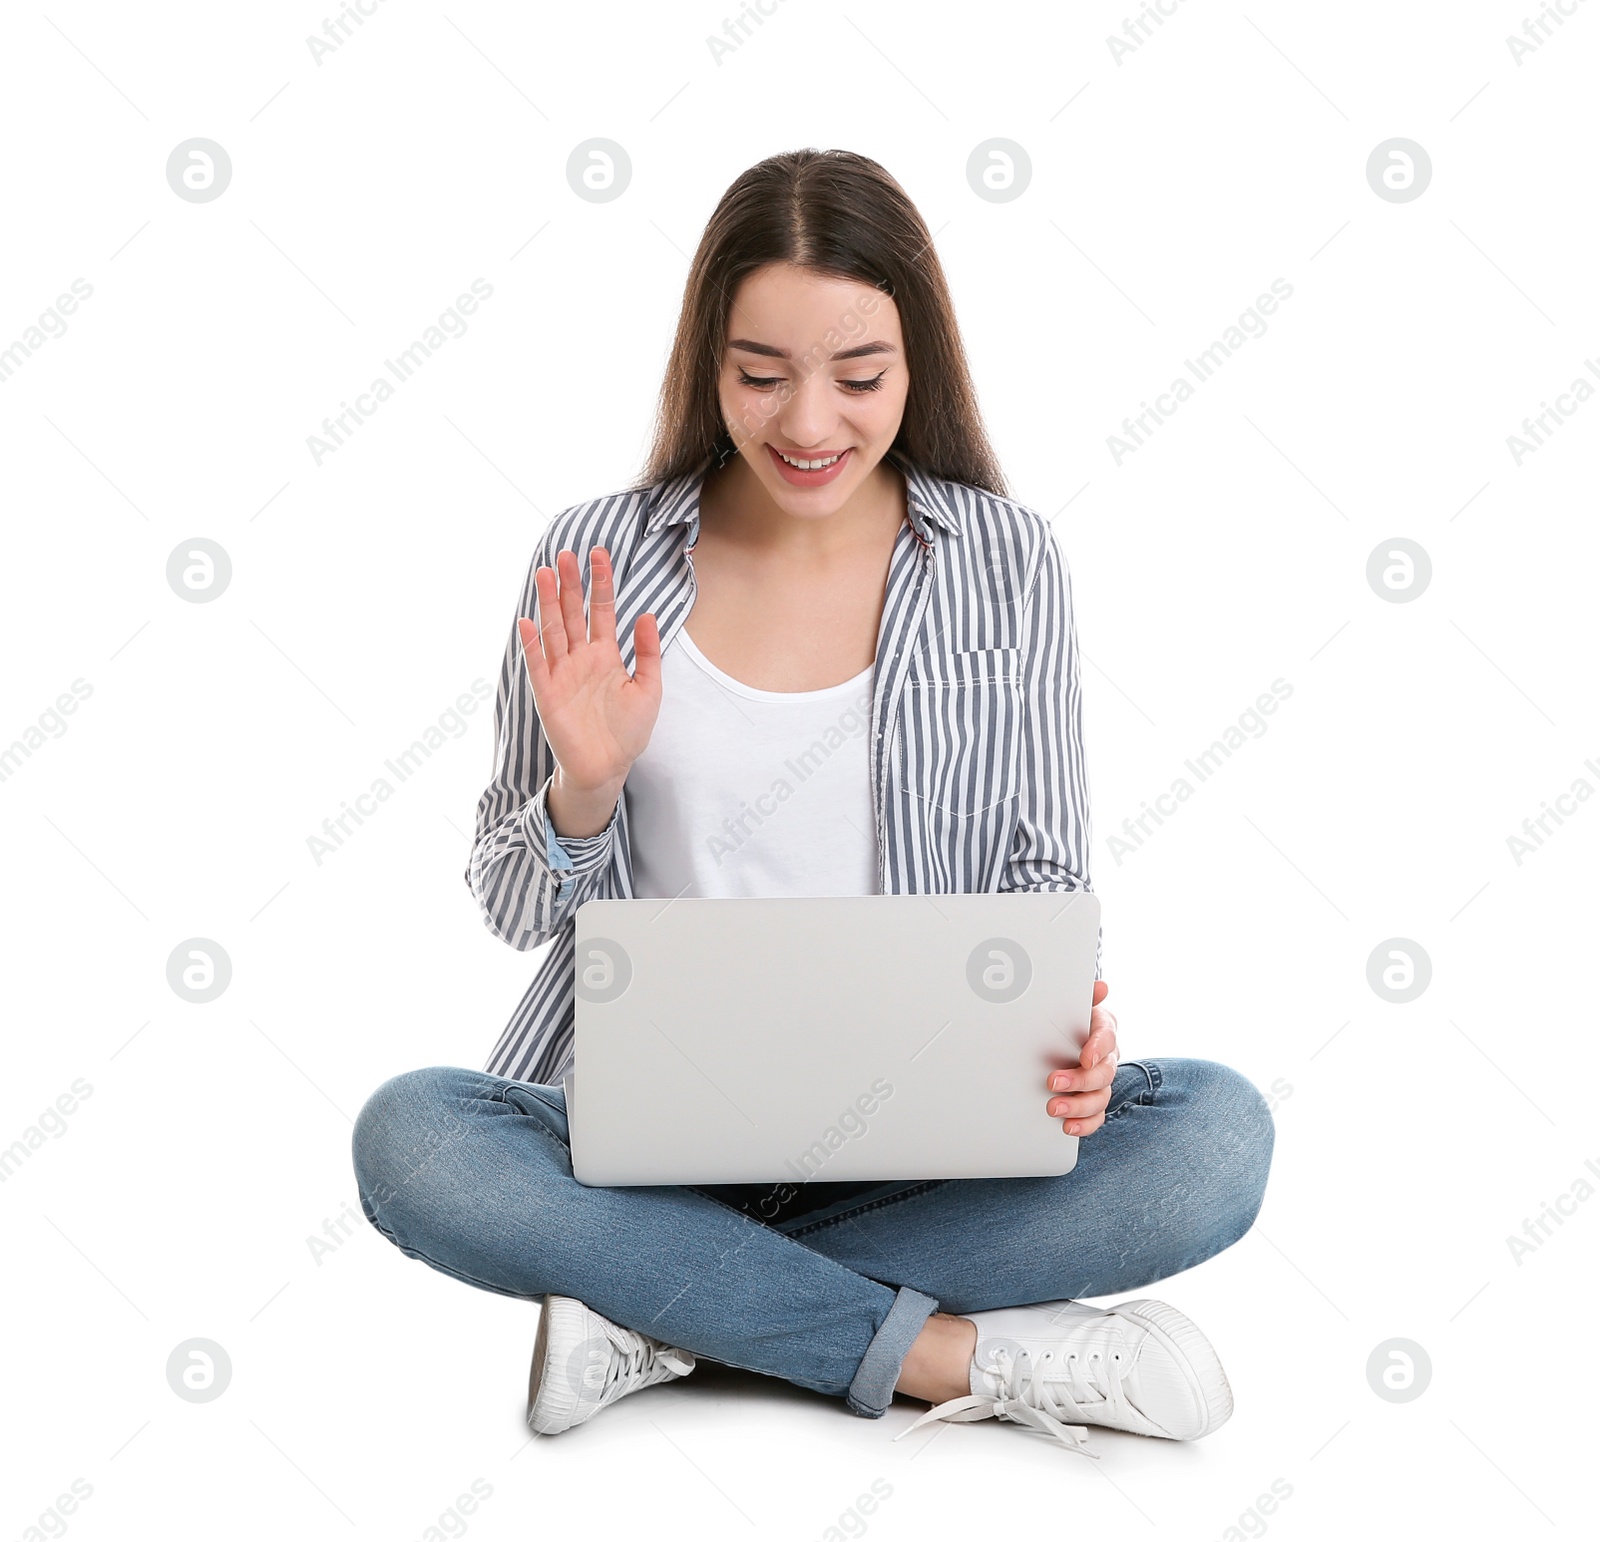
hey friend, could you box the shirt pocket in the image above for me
[898,646,1026,816]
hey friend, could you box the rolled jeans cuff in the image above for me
[845,1284,941,1418]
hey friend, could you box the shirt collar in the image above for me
[641,448,964,545]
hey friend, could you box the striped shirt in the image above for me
[466,451,1099,1087]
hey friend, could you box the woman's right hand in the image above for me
[517,546,662,820]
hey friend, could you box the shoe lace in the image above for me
[592,1320,693,1405]
[893,1344,1130,1459]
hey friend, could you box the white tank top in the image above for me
[624,628,879,899]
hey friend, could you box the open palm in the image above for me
[518,546,662,792]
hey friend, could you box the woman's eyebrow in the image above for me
[726,338,898,361]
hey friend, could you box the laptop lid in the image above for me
[568,891,1101,1187]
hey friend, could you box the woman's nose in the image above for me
[774,376,842,445]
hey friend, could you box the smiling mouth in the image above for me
[771,447,847,470]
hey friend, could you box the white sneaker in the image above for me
[526,1294,696,1435]
[893,1298,1232,1458]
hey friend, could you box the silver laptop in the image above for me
[564,891,1101,1187]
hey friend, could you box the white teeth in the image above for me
[776,449,842,471]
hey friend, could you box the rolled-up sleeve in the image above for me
[1001,522,1102,979]
[464,525,623,947]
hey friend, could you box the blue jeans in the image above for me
[350,1057,1273,1419]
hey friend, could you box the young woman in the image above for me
[351,148,1274,1459]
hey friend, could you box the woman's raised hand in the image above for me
[517,546,662,802]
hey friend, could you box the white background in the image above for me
[2,2,1595,1538]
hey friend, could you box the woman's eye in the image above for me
[735,368,887,393]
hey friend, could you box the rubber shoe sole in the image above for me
[527,1293,591,1435]
[1113,1298,1234,1439]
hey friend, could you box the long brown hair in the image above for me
[635,148,1009,498]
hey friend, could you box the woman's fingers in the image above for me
[1048,1047,1116,1096]
[555,549,588,647]
[527,548,659,738]
[1048,1069,1110,1131]
[517,616,549,698]
[1060,1112,1107,1137]
[1080,1021,1117,1072]
[1048,1086,1112,1121]
[534,546,605,665]
[631,611,661,694]
[1055,977,1115,1134]
[534,563,569,663]
[587,547,618,648]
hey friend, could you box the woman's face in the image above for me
[716,261,909,517]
